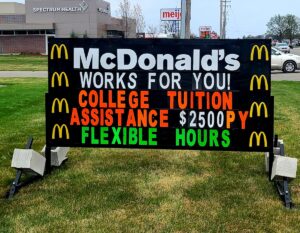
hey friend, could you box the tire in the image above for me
[282,61,296,73]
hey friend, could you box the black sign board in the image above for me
[46,38,274,152]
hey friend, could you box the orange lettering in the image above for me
[89,90,98,108]
[78,90,87,107]
[90,109,99,126]
[81,108,90,126]
[149,110,158,127]
[211,92,221,110]
[160,110,169,127]
[129,91,138,108]
[99,90,107,108]
[223,92,232,110]
[126,109,137,126]
[108,90,116,108]
[105,109,113,126]
[195,92,205,109]
[140,91,149,109]
[70,108,80,125]
[118,90,126,108]
[167,91,176,109]
[226,111,235,129]
[238,111,248,130]
[115,109,124,126]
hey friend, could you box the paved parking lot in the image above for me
[291,47,300,56]
[271,70,300,81]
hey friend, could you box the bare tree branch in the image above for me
[133,3,145,34]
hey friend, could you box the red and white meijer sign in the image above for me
[160,8,181,21]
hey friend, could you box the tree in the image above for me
[267,14,286,41]
[267,14,300,41]
[119,0,145,38]
[284,14,299,41]
[83,30,88,38]
[133,3,145,34]
[147,25,158,38]
[119,0,132,38]
[70,30,78,38]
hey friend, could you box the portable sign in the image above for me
[46,38,273,152]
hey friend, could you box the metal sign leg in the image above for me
[7,136,33,199]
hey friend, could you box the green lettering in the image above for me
[221,130,230,148]
[81,127,89,144]
[100,127,109,145]
[187,129,196,146]
[176,129,186,146]
[139,128,147,145]
[112,127,122,145]
[148,128,157,146]
[91,127,99,144]
[209,130,219,147]
[197,129,208,147]
[123,127,127,145]
[129,128,138,145]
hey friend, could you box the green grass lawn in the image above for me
[0,55,47,71]
[0,78,299,232]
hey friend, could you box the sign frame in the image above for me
[45,38,274,173]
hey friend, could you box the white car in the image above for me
[275,42,290,53]
[271,47,300,73]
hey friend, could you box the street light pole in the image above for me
[185,0,191,38]
[180,0,186,39]
[180,0,191,39]
[220,0,223,38]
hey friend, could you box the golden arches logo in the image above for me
[50,44,69,60]
[51,72,69,88]
[52,124,70,140]
[51,98,69,113]
[250,75,269,91]
[249,131,267,147]
[250,102,268,118]
[250,45,269,61]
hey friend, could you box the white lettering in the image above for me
[74,48,99,69]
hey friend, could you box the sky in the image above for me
[3,0,300,38]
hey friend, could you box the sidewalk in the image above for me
[0,71,47,78]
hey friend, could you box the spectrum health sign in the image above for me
[46,38,273,152]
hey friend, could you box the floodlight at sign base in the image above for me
[271,155,298,181]
[265,152,269,172]
[41,146,69,167]
[273,147,280,155]
[275,139,284,147]
[11,149,46,176]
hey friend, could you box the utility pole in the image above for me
[185,0,191,38]
[220,0,223,39]
[220,0,230,39]
[180,0,191,39]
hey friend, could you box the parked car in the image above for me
[292,39,300,47]
[275,42,290,53]
[271,40,278,46]
[271,47,300,73]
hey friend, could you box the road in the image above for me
[0,71,47,78]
